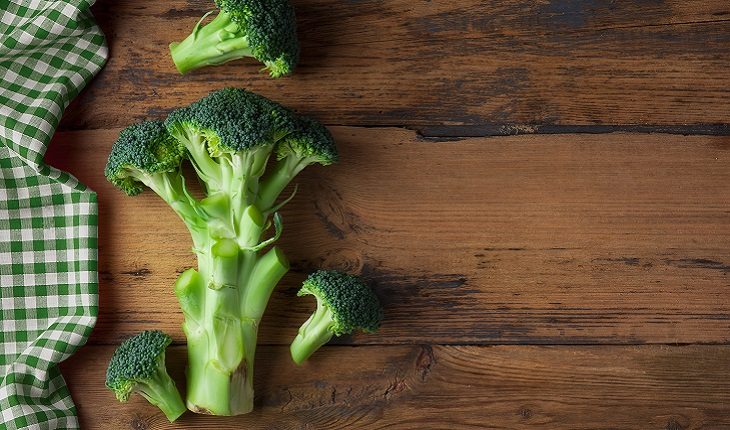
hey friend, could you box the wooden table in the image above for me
[51,1,730,428]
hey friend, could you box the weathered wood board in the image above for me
[57,0,730,131]
[47,128,730,346]
[61,345,730,429]
[51,1,730,426]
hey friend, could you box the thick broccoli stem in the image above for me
[289,299,336,365]
[170,10,253,74]
[136,357,187,422]
[228,146,274,222]
[181,206,289,415]
[209,238,239,290]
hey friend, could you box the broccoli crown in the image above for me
[165,88,296,155]
[216,0,299,77]
[105,330,172,401]
[276,115,338,165]
[104,121,185,196]
[299,270,382,335]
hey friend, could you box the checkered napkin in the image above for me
[0,1,107,428]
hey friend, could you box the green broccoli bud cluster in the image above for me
[104,120,184,196]
[105,330,185,422]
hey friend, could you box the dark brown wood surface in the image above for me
[49,128,730,346]
[50,0,730,428]
[59,0,730,131]
[60,345,730,429]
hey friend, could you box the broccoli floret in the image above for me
[105,330,185,422]
[169,0,299,77]
[104,121,202,233]
[290,270,383,365]
[104,120,185,197]
[106,88,336,416]
[164,88,300,225]
[258,115,338,210]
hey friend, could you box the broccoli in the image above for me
[105,88,337,415]
[105,330,185,422]
[169,0,299,77]
[103,120,203,234]
[290,270,383,365]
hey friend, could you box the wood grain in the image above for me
[45,128,730,345]
[60,344,730,429]
[57,0,730,130]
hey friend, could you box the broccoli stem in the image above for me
[180,211,289,415]
[257,155,307,211]
[209,238,239,290]
[289,300,336,365]
[184,318,257,415]
[169,10,253,74]
[242,247,289,320]
[137,358,187,422]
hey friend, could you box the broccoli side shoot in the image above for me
[105,330,186,422]
[104,120,185,197]
[104,121,202,232]
[169,0,299,77]
[257,116,338,211]
[290,270,383,364]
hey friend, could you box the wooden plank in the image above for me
[45,128,730,345]
[59,0,730,130]
[60,344,730,429]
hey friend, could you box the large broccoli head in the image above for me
[165,87,295,155]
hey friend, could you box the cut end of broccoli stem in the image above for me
[209,238,240,290]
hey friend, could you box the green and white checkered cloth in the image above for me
[0,1,107,429]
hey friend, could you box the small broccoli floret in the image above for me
[169,0,299,77]
[104,121,203,234]
[104,121,185,196]
[257,115,338,211]
[290,270,383,365]
[105,330,185,422]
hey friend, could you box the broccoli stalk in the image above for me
[169,0,299,77]
[105,88,337,415]
[173,233,289,415]
[169,10,252,75]
[290,271,383,365]
[105,330,186,422]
